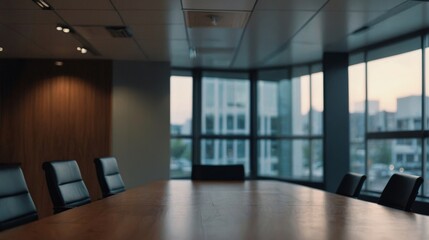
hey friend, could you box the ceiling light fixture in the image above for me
[208,15,219,26]
[0,47,3,52]
[56,25,71,33]
[32,0,52,10]
[54,61,63,66]
[77,47,88,54]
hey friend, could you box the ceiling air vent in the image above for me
[106,26,133,38]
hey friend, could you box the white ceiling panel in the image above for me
[131,24,187,40]
[136,38,189,61]
[111,0,182,10]
[120,10,184,25]
[0,10,60,25]
[232,10,315,68]
[48,0,114,10]
[256,0,327,11]
[0,0,40,10]
[323,0,407,12]
[188,28,243,48]
[182,0,256,11]
[57,10,123,26]
[89,38,146,59]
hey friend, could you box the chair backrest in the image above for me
[94,157,125,198]
[191,164,245,180]
[378,173,423,211]
[42,160,91,213]
[0,164,38,231]
[336,173,366,198]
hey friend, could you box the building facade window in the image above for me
[170,73,193,178]
[257,67,324,181]
[170,68,324,183]
[349,35,429,196]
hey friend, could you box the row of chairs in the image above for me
[190,164,424,212]
[0,157,125,231]
[336,172,423,211]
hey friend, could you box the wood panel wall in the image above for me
[0,60,112,217]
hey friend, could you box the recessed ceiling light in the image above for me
[32,0,52,10]
[54,61,63,66]
[56,25,71,33]
[77,47,88,54]
[0,47,3,52]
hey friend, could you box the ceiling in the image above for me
[0,0,428,69]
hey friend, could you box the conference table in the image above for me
[1,180,429,240]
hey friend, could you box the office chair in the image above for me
[191,164,245,180]
[42,160,91,214]
[378,173,423,211]
[0,164,38,231]
[94,157,125,198]
[336,172,366,198]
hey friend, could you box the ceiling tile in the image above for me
[48,0,114,10]
[264,42,322,67]
[8,25,83,57]
[182,0,256,11]
[111,0,182,10]
[131,24,187,40]
[346,3,429,51]
[232,10,315,68]
[57,10,123,26]
[89,38,147,59]
[0,25,49,58]
[120,10,184,25]
[188,28,243,48]
[323,0,407,12]
[256,0,327,11]
[0,0,40,10]
[0,10,60,24]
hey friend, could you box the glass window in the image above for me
[311,72,323,135]
[201,139,250,175]
[237,114,245,130]
[170,76,192,135]
[170,139,192,178]
[292,74,310,135]
[367,47,422,132]
[205,115,214,134]
[349,62,366,174]
[367,139,422,192]
[311,139,323,182]
[258,139,310,180]
[202,75,250,135]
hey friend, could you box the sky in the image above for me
[349,49,424,113]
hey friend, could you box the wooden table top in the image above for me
[1,180,428,240]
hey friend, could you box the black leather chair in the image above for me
[42,160,91,214]
[0,164,38,231]
[191,164,245,180]
[94,157,125,198]
[378,173,423,211]
[336,173,366,198]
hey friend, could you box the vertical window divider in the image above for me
[193,69,202,165]
[421,35,427,196]
[309,65,314,180]
[250,70,258,179]
[364,52,369,191]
